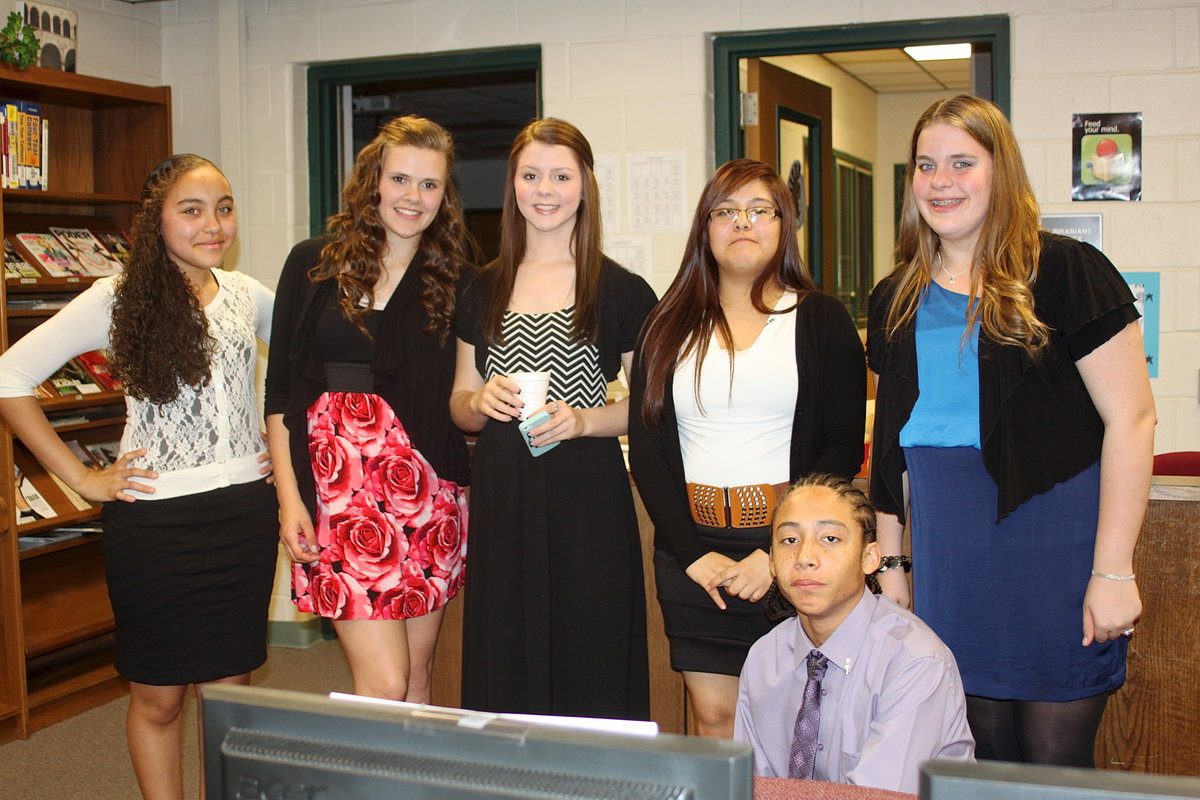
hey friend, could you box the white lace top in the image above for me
[0,271,274,500]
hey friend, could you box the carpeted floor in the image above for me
[0,639,354,799]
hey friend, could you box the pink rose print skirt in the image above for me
[293,392,467,620]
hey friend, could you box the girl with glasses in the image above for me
[629,158,866,737]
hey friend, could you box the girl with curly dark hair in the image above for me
[0,154,278,800]
[265,116,472,704]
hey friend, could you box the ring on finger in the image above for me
[1122,627,1135,636]
[550,400,560,416]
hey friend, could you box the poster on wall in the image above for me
[15,2,77,72]
[1072,112,1141,201]
[1120,271,1159,378]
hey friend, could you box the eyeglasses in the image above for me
[708,207,779,225]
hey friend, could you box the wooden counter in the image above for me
[1095,476,1200,775]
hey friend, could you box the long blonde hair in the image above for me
[887,94,1049,355]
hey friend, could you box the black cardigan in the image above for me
[628,290,867,570]
[866,232,1139,523]
[263,236,471,518]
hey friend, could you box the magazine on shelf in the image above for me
[18,530,84,552]
[14,463,57,524]
[4,237,43,280]
[48,358,104,396]
[64,439,100,469]
[91,231,132,266]
[76,350,121,391]
[13,232,87,278]
[84,441,121,469]
[50,227,123,276]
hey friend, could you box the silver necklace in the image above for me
[938,253,970,284]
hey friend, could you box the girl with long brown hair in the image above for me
[450,118,655,719]
[0,154,277,799]
[868,94,1154,765]
[629,159,865,737]
[265,116,471,703]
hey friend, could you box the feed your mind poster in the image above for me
[1072,112,1142,201]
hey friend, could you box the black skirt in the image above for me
[654,523,777,676]
[101,479,279,685]
[461,421,650,719]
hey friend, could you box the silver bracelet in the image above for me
[1090,569,1136,581]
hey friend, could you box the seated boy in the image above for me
[733,473,974,793]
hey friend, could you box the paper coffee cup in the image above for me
[508,371,551,420]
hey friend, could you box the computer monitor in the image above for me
[922,760,1200,799]
[200,684,752,800]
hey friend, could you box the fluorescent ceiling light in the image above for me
[904,44,972,62]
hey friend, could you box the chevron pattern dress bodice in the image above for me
[484,305,607,409]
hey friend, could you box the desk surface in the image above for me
[755,776,917,800]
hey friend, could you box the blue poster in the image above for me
[1119,271,1159,378]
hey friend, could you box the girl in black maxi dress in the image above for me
[451,118,655,718]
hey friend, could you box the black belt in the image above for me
[324,361,374,394]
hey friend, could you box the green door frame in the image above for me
[307,45,542,236]
[712,16,1011,166]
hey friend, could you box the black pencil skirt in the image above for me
[654,523,777,677]
[101,479,279,686]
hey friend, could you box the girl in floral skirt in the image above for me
[266,116,472,702]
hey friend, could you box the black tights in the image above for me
[966,694,1109,767]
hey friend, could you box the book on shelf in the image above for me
[3,237,44,280]
[50,227,123,277]
[34,380,57,400]
[12,232,87,278]
[0,99,47,190]
[76,350,121,391]
[91,231,132,266]
[48,358,104,396]
[25,100,41,190]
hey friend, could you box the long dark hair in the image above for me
[311,115,471,343]
[888,94,1048,356]
[108,154,221,404]
[637,159,816,428]
[480,117,603,344]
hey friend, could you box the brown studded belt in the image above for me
[686,481,790,529]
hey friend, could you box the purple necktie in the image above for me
[788,649,829,780]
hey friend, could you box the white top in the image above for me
[0,271,274,500]
[674,291,798,487]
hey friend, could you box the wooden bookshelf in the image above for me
[0,64,170,742]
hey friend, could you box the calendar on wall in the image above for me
[629,151,687,232]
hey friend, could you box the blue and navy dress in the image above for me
[897,279,1125,701]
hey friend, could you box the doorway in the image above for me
[713,16,1010,322]
[307,46,541,262]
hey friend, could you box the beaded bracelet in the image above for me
[1090,569,1136,581]
[877,555,912,574]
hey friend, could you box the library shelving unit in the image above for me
[0,64,170,743]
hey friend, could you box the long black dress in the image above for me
[457,260,655,719]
